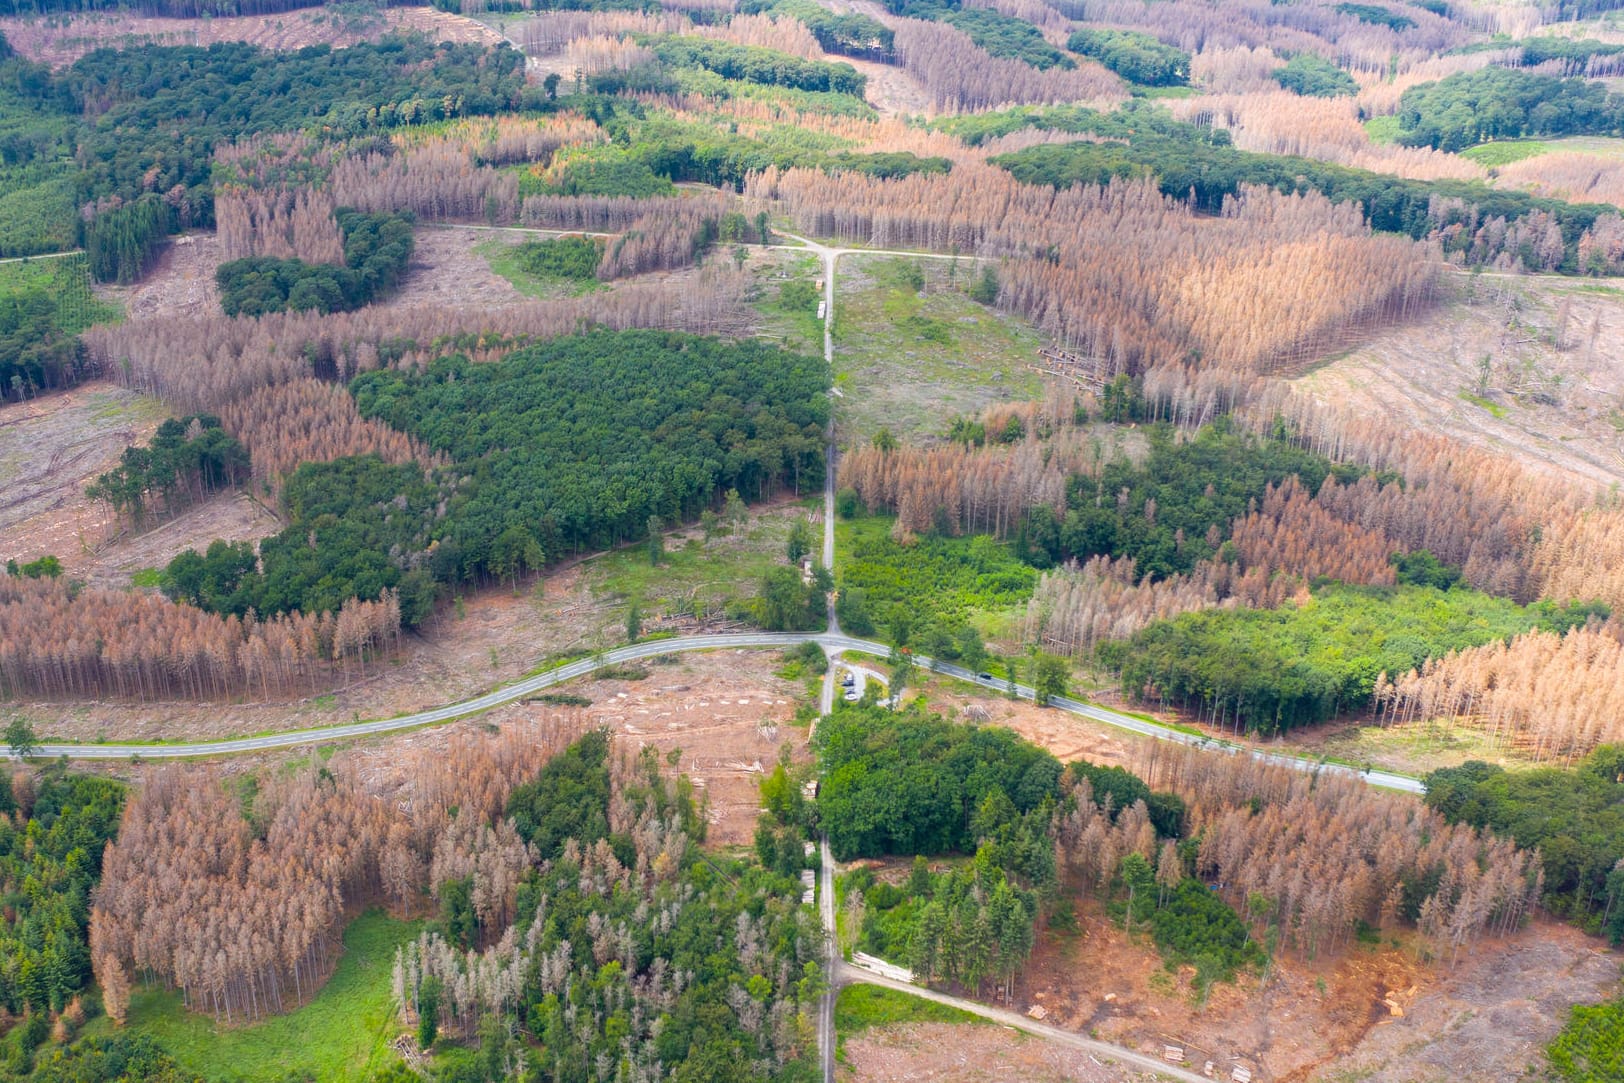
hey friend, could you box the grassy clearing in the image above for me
[1135,84,1197,99]
[835,984,983,1045]
[1363,115,1402,145]
[581,502,815,628]
[749,249,824,357]
[1306,717,1539,777]
[1461,139,1549,167]
[1535,135,1624,160]
[832,255,1043,445]
[475,236,600,299]
[87,908,418,1083]
[0,252,120,327]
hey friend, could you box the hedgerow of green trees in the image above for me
[86,415,249,525]
[1066,29,1188,86]
[0,769,126,1022]
[215,210,415,317]
[1336,2,1414,30]
[645,36,867,96]
[888,0,1072,70]
[1102,584,1604,734]
[1396,67,1624,151]
[737,0,893,60]
[1424,746,1624,934]
[567,108,950,192]
[1273,54,1358,97]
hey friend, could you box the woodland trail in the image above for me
[836,960,1215,1083]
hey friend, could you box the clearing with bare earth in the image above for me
[1296,272,1624,490]
[0,382,166,571]
[0,6,500,68]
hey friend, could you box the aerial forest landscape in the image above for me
[5,0,1624,1079]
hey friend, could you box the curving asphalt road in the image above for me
[21,630,1423,794]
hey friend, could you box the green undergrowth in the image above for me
[835,983,981,1040]
[831,256,1043,444]
[1460,139,1549,167]
[836,515,1034,649]
[87,908,420,1082]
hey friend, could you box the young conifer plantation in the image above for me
[3,0,1624,1079]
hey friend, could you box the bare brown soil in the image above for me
[94,231,223,322]
[344,645,808,847]
[842,1021,1169,1082]
[994,905,1619,1083]
[385,226,531,309]
[1314,921,1620,1082]
[82,492,282,588]
[1015,903,1418,1083]
[0,381,166,571]
[844,56,936,117]
[1297,273,1624,490]
[0,6,501,68]
[909,672,1147,770]
[575,649,808,845]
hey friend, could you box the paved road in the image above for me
[18,631,1423,793]
[837,962,1213,1083]
[21,633,811,759]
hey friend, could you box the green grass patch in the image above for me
[1460,139,1549,167]
[1362,115,1403,145]
[581,505,811,627]
[130,567,163,588]
[832,255,1043,444]
[1459,390,1508,417]
[96,908,419,1082]
[835,983,982,1038]
[1135,84,1198,99]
